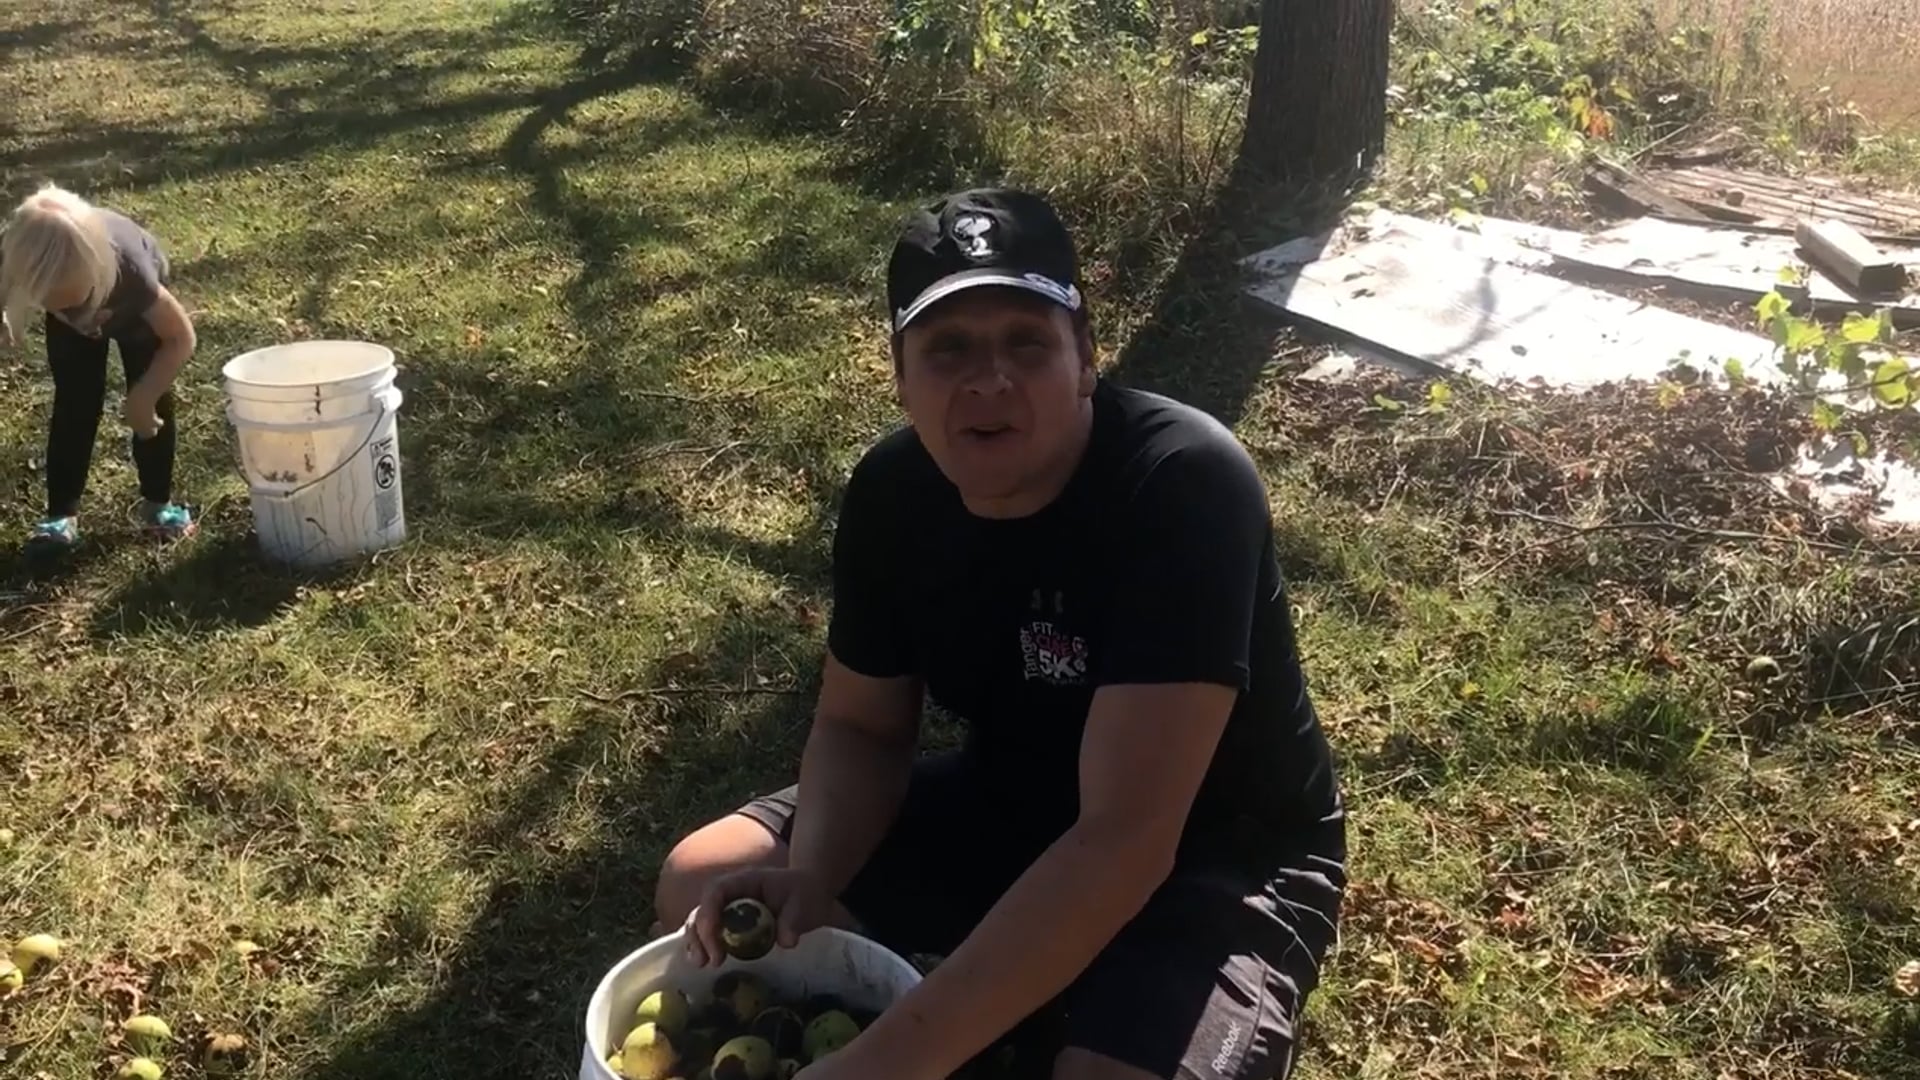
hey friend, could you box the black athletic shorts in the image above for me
[734,752,1345,1080]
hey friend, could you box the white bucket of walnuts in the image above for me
[580,899,924,1080]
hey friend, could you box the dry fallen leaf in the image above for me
[1397,934,1447,966]
[658,651,703,682]
[1569,960,1635,1007]
[1896,959,1920,998]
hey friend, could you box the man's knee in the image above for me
[653,812,784,929]
[1050,1048,1163,1080]
[1051,1042,1296,1080]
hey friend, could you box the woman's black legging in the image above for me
[43,312,177,519]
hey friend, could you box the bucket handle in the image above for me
[231,391,396,502]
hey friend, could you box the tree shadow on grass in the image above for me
[389,46,892,558]
[1522,689,1712,796]
[267,41,910,1080]
[58,39,876,641]
[0,18,83,63]
[1102,176,1356,425]
[295,520,838,1080]
[85,527,367,640]
[391,348,849,586]
[4,6,637,195]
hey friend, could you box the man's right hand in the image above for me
[685,865,838,967]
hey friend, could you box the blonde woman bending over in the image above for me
[1,184,197,552]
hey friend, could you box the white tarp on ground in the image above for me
[1243,209,1920,531]
[1779,439,1920,527]
[1243,209,1801,391]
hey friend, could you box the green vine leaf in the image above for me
[1785,319,1825,356]
[1755,290,1791,328]
[1841,309,1892,345]
[1832,341,1869,381]
[1872,357,1913,408]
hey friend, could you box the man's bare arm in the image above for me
[848,681,1235,1080]
[785,652,924,897]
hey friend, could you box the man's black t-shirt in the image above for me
[827,377,1343,868]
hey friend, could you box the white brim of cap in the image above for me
[893,268,1083,332]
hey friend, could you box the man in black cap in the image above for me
[654,188,1345,1080]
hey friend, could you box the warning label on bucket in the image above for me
[370,436,401,532]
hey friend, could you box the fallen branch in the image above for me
[537,684,808,708]
[630,440,755,466]
[1802,680,1920,706]
[1489,508,1920,560]
[628,377,799,406]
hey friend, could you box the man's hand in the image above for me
[684,866,837,967]
[123,388,163,439]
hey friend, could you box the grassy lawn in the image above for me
[3,3,1918,1080]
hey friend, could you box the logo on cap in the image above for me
[952,213,995,259]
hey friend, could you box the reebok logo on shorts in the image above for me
[1211,1019,1245,1076]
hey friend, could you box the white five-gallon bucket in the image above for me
[579,926,922,1080]
[221,340,408,568]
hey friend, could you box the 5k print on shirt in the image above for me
[1018,587,1088,686]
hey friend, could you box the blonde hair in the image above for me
[1,184,117,346]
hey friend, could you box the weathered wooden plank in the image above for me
[1639,213,1920,247]
[1339,211,1920,322]
[1241,219,1794,392]
[1545,216,1920,317]
[1692,166,1914,217]
[1585,160,1716,222]
[1647,164,1920,235]
[1795,219,1909,296]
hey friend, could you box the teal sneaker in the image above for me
[141,502,197,542]
[26,515,79,553]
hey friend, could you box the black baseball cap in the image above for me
[886,187,1084,335]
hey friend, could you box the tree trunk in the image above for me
[1237,0,1393,189]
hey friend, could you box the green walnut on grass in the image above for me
[11,933,62,976]
[123,1015,174,1056]
[116,1060,164,1080]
